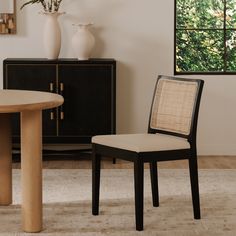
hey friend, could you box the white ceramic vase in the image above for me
[72,23,95,60]
[43,12,63,60]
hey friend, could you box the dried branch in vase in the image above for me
[21,0,63,12]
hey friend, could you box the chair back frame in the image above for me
[148,75,204,147]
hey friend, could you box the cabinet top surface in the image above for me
[4,58,116,64]
[0,90,63,113]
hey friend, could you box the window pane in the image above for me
[176,30,224,72]
[176,0,224,29]
[226,0,236,28]
[226,30,236,71]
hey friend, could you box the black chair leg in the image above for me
[134,159,144,231]
[112,158,116,164]
[150,161,159,207]
[189,156,201,219]
[92,151,101,215]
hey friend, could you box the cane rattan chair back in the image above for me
[149,76,198,136]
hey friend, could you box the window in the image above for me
[175,0,236,74]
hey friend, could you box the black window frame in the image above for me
[174,0,236,75]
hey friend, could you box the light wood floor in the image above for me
[12,156,236,169]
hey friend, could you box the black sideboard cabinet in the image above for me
[3,58,116,147]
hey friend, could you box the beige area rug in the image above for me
[0,169,236,236]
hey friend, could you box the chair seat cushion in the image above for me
[92,133,190,153]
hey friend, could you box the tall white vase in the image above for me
[43,12,63,60]
[72,23,95,60]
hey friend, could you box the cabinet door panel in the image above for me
[5,64,57,137]
[58,64,114,138]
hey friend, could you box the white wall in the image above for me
[0,0,236,155]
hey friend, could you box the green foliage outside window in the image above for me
[175,0,236,73]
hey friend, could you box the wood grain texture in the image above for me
[21,110,42,233]
[0,89,63,232]
[0,90,63,113]
[0,114,12,205]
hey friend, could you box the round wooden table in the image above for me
[0,90,64,233]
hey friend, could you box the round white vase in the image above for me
[72,23,95,60]
[42,12,63,60]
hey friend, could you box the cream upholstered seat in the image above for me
[92,75,204,231]
[92,133,190,152]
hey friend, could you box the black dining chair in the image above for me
[92,75,204,231]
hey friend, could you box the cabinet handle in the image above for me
[60,83,64,92]
[49,83,54,92]
[60,111,64,120]
[50,111,54,120]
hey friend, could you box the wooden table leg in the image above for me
[0,114,12,205]
[21,110,43,233]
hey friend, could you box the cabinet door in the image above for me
[58,64,115,140]
[5,64,57,137]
